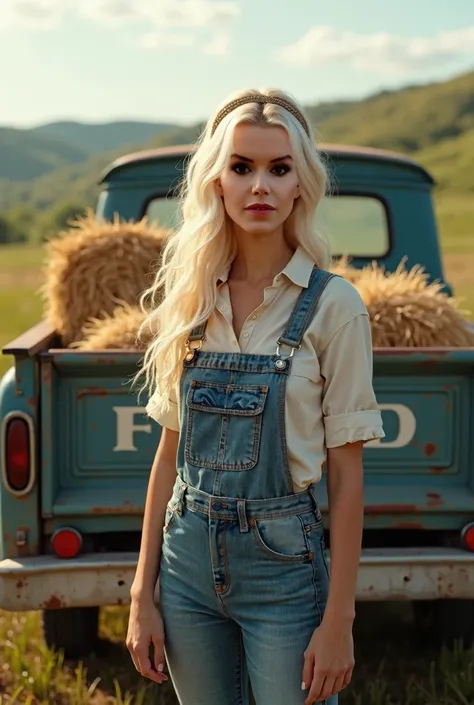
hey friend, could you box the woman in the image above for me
[126,88,384,705]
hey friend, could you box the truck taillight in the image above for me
[461,522,474,552]
[2,413,35,495]
[51,528,83,559]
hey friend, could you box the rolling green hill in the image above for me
[0,120,180,183]
[317,70,474,153]
[31,120,177,156]
[0,127,87,181]
[0,69,473,221]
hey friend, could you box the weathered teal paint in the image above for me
[0,357,40,560]
[0,143,470,566]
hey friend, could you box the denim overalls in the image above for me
[159,267,338,705]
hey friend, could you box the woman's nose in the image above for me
[251,171,269,194]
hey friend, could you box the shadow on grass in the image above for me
[61,603,474,705]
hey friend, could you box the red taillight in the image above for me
[461,523,474,552]
[51,528,83,559]
[4,417,31,493]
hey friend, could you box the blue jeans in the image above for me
[159,479,338,705]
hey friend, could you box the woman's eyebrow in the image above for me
[230,153,293,163]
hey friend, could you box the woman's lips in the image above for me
[245,204,275,211]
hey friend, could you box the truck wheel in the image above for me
[42,607,100,659]
[413,599,474,648]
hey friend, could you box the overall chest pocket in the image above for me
[185,381,268,470]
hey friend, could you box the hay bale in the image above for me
[71,304,151,351]
[40,210,167,346]
[355,261,474,347]
[329,256,361,284]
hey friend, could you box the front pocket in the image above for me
[185,381,268,470]
[250,515,312,562]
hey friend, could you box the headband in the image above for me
[210,94,311,138]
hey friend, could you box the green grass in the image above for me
[2,604,474,704]
[0,244,45,377]
[0,285,44,377]
[0,243,47,270]
[435,193,474,255]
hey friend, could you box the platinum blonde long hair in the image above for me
[135,87,332,418]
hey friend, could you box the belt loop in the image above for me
[307,484,322,521]
[237,499,249,533]
[176,481,188,516]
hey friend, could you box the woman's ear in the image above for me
[216,179,223,196]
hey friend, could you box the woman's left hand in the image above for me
[301,620,355,704]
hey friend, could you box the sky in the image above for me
[1,0,473,128]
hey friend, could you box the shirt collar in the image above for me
[218,246,314,289]
[281,246,314,288]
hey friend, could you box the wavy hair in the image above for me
[134,87,332,418]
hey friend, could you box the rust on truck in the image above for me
[76,386,110,399]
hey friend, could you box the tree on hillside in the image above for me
[50,201,87,231]
[0,213,26,244]
[40,200,87,241]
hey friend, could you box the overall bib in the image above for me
[160,267,339,705]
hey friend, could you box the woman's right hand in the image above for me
[126,598,169,684]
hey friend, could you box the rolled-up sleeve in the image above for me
[146,390,180,432]
[319,313,385,448]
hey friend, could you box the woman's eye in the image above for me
[231,163,250,175]
[272,164,291,176]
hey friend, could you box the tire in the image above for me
[42,606,100,659]
[413,599,474,648]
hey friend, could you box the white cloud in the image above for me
[0,0,65,28]
[278,25,474,77]
[0,0,240,54]
[203,32,231,55]
[141,31,195,50]
[81,0,140,25]
[80,0,239,52]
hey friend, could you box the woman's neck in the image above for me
[229,233,294,286]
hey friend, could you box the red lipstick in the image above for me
[245,203,275,211]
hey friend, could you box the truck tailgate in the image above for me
[40,350,158,532]
[40,348,474,532]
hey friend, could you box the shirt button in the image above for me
[252,314,257,320]
[243,331,249,338]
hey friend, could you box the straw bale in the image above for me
[354,261,474,347]
[71,304,151,351]
[40,210,167,346]
[329,256,361,284]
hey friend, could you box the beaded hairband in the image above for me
[210,95,311,138]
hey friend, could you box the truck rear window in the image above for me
[145,194,389,258]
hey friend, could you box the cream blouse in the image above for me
[146,246,385,491]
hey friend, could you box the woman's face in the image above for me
[217,123,300,237]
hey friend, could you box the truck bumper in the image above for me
[0,547,473,611]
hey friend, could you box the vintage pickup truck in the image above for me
[1,143,474,658]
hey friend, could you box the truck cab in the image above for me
[1,143,474,658]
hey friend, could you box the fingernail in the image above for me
[301,682,306,690]
[158,663,164,672]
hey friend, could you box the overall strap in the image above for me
[278,268,336,350]
[187,321,207,342]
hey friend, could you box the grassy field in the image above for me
[1,197,474,703]
[2,603,474,704]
